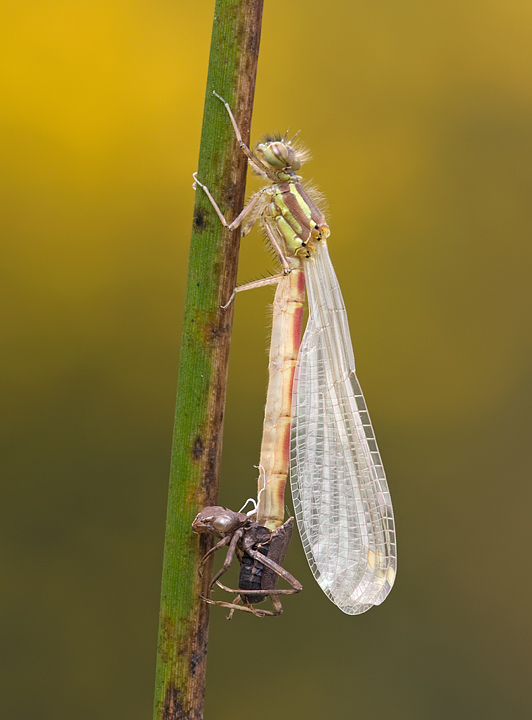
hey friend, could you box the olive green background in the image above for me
[2,1,531,718]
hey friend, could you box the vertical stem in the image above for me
[153,2,264,719]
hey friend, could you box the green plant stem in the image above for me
[153,1,264,718]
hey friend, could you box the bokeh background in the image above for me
[2,1,532,718]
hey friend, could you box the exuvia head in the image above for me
[192,506,241,535]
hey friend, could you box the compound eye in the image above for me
[212,513,235,533]
[272,142,290,165]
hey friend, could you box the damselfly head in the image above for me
[255,134,310,179]
[256,140,301,170]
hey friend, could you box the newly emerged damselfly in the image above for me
[193,92,396,615]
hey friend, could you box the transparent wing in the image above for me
[290,242,396,615]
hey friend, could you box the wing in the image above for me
[290,241,396,615]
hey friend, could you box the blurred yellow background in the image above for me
[2,1,531,718]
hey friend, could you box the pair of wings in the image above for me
[290,242,396,615]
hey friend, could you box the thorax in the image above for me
[263,180,330,258]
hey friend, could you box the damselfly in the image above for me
[194,92,396,615]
